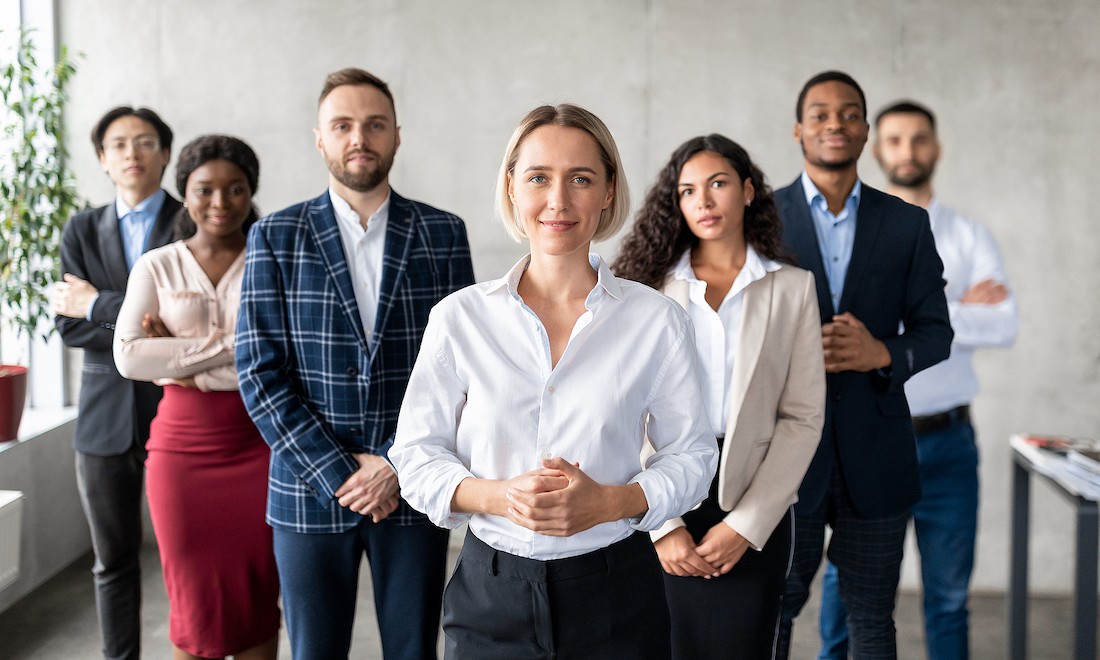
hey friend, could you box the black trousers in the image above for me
[75,442,146,660]
[443,530,671,660]
[663,443,794,660]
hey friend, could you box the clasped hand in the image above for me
[504,457,618,537]
[821,312,891,373]
[654,524,750,578]
[335,453,400,523]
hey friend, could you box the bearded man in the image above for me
[235,67,475,660]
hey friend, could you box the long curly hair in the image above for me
[613,134,784,289]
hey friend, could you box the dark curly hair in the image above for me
[174,134,261,240]
[613,134,784,289]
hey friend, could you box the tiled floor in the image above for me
[0,533,1082,658]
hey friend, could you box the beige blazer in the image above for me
[651,264,826,549]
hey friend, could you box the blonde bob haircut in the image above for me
[495,104,630,243]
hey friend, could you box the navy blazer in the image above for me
[236,190,475,533]
[56,194,181,456]
[775,179,952,518]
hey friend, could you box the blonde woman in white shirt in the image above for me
[114,136,278,660]
[392,105,717,659]
[614,134,826,660]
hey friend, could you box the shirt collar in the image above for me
[329,187,391,235]
[800,171,861,214]
[670,243,781,285]
[486,253,624,304]
[115,189,167,220]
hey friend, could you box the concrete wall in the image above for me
[55,0,1099,594]
[0,416,88,614]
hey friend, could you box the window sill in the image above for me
[0,407,78,453]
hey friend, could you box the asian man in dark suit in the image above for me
[236,68,474,660]
[772,72,952,660]
[53,106,179,660]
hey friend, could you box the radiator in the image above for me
[0,490,23,592]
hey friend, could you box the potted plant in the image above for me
[0,28,79,441]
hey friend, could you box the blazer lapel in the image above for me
[724,273,772,436]
[371,192,416,353]
[780,182,832,316]
[95,204,130,290]
[146,192,179,251]
[308,194,371,351]
[838,188,883,313]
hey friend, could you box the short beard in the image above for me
[814,157,859,172]
[800,140,859,173]
[326,149,394,193]
[887,164,934,188]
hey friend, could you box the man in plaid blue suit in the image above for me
[236,68,474,660]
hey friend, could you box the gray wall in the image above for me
[57,0,1099,594]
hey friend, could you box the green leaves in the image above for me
[0,28,82,342]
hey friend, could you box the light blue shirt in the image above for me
[800,171,861,314]
[86,189,167,321]
[116,189,167,270]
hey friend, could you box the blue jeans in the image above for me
[818,419,979,660]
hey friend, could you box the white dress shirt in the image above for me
[392,254,718,560]
[330,188,389,342]
[905,199,1018,416]
[670,245,781,436]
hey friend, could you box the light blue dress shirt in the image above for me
[116,189,167,270]
[85,189,167,320]
[800,171,861,314]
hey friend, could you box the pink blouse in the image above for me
[113,241,245,392]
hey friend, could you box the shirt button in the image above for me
[541,451,552,461]
[346,367,358,376]
[547,386,555,393]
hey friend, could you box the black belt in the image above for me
[911,404,970,435]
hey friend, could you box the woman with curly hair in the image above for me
[114,135,279,660]
[615,134,825,659]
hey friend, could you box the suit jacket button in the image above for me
[346,367,358,377]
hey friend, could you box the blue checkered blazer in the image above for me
[236,190,474,532]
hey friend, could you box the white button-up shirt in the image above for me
[905,199,1018,416]
[330,188,389,342]
[670,245,781,435]
[392,254,717,560]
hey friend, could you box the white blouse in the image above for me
[669,245,781,435]
[114,241,244,392]
[392,254,718,560]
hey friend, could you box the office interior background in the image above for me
[1,0,1097,618]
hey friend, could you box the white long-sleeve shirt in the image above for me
[905,199,1019,416]
[670,244,780,436]
[392,254,718,560]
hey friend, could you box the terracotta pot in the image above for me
[0,365,28,441]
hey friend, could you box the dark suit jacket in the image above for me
[236,189,475,533]
[775,178,952,518]
[55,194,182,456]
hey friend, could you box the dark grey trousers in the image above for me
[75,442,145,660]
